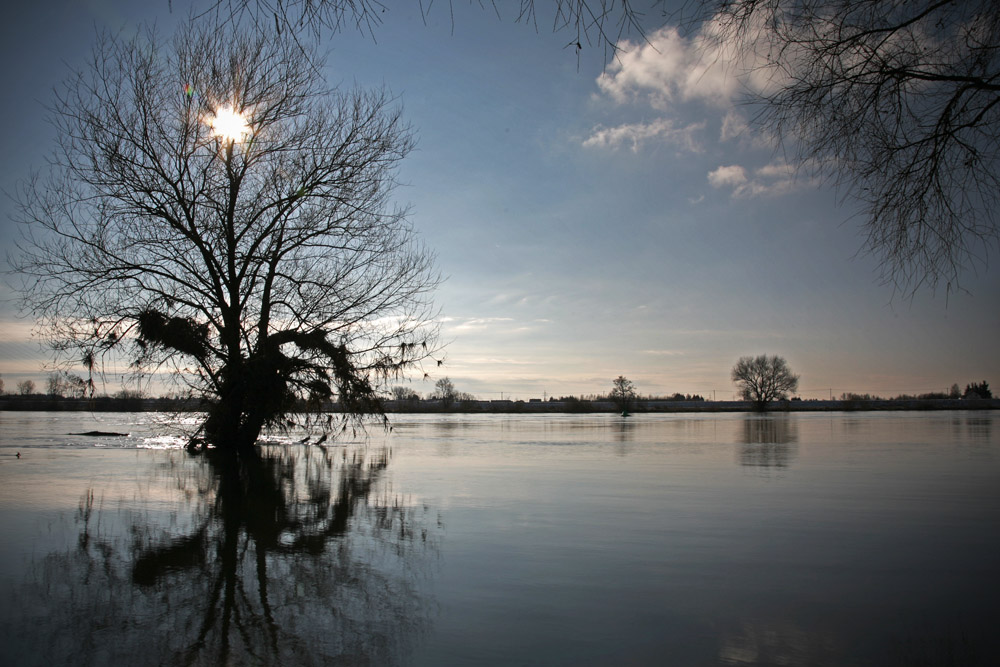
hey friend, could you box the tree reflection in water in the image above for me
[7,444,439,666]
[738,416,799,469]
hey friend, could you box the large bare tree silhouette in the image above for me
[15,17,440,451]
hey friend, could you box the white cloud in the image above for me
[708,160,809,198]
[707,164,748,188]
[596,17,780,111]
[596,26,738,108]
[588,15,786,153]
[583,118,705,152]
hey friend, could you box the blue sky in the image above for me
[1,1,997,400]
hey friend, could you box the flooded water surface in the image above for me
[1,411,998,665]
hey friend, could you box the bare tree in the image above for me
[432,376,457,408]
[16,379,36,396]
[391,385,421,402]
[46,373,64,398]
[14,18,440,452]
[610,375,636,415]
[699,0,1000,294]
[45,371,91,399]
[731,354,798,411]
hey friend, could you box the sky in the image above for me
[1,0,998,401]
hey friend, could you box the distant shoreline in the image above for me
[1,395,997,414]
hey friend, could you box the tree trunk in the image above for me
[204,370,265,453]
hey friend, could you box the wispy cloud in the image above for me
[441,316,553,338]
[641,349,686,356]
[447,317,514,332]
[719,110,748,142]
[462,357,541,366]
[665,327,789,339]
[583,118,705,153]
[708,161,809,198]
[0,318,38,343]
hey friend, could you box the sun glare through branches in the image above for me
[207,105,251,143]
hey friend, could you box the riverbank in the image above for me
[389,397,1000,413]
[2,395,997,413]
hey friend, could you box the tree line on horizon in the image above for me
[841,381,993,403]
[3,370,990,415]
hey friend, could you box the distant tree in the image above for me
[391,386,421,402]
[964,381,993,400]
[432,377,458,408]
[610,375,636,415]
[950,383,962,399]
[841,392,882,402]
[14,17,440,452]
[46,373,64,397]
[115,388,147,401]
[0,374,5,395]
[560,396,591,413]
[63,373,90,399]
[16,379,36,396]
[731,355,799,411]
[700,0,1000,293]
[44,372,90,399]
[456,392,479,411]
[660,391,705,402]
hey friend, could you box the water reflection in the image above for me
[738,416,799,469]
[609,418,638,457]
[6,445,438,666]
[959,415,993,445]
[718,618,837,666]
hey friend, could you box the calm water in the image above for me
[1,410,998,666]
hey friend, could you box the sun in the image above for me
[208,105,251,143]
